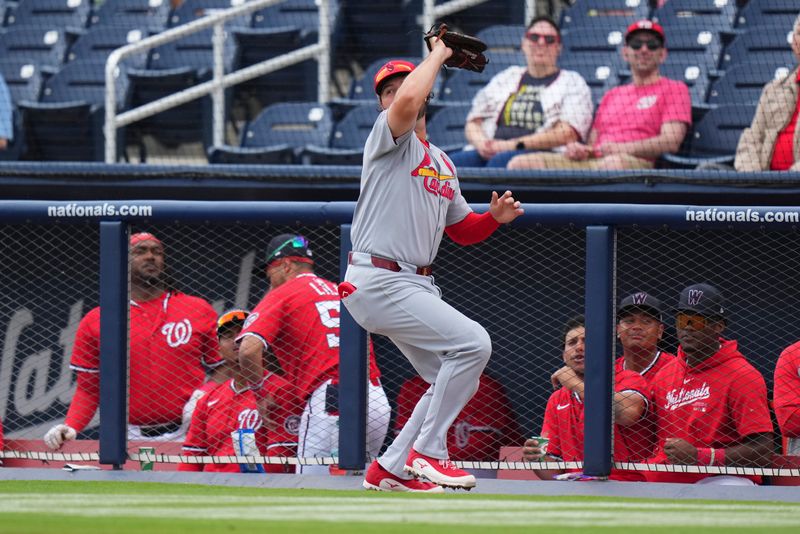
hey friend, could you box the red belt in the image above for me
[348,252,433,276]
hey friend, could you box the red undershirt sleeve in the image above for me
[64,372,100,432]
[445,211,500,246]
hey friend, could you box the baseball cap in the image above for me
[625,20,666,43]
[217,308,249,335]
[618,291,663,322]
[130,232,162,247]
[253,233,314,274]
[374,59,415,95]
[676,283,725,317]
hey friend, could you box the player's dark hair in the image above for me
[527,15,560,39]
[562,314,585,343]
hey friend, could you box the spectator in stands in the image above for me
[647,284,774,485]
[507,20,691,171]
[774,340,800,456]
[180,309,302,473]
[734,13,800,172]
[395,372,523,463]
[44,232,221,450]
[445,15,593,168]
[522,315,651,481]
[0,73,13,150]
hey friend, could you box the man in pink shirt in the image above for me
[507,20,691,171]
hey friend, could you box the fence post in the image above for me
[98,222,129,468]
[583,225,615,477]
[338,224,367,470]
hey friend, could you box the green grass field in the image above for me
[0,481,798,533]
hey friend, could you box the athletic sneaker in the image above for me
[404,448,476,489]
[362,460,444,493]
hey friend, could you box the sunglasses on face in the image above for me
[675,313,711,330]
[266,235,309,264]
[627,38,662,51]
[217,310,248,329]
[526,32,559,45]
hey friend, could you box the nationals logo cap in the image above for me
[625,20,666,43]
[374,59,416,95]
[677,283,725,317]
[618,291,663,322]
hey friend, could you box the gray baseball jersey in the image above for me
[351,111,472,266]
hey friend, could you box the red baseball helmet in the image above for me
[373,59,415,95]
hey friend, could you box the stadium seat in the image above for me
[168,0,251,28]
[558,57,621,106]
[652,0,737,33]
[559,0,649,32]
[707,62,792,107]
[476,25,525,56]
[0,57,43,103]
[439,60,521,104]
[252,0,340,39]
[560,27,625,71]
[736,0,797,32]
[67,26,149,68]
[656,27,724,73]
[18,59,129,161]
[5,0,91,31]
[404,0,522,37]
[662,103,756,168]
[658,61,712,106]
[300,103,378,165]
[426,104,470,154]
[208,102,333,164]
[720,27,795,72]
[89,0,171,31]
[0,27,70,73]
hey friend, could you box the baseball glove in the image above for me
[424,23,488,73]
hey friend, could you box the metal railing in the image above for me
[104,0,332,163]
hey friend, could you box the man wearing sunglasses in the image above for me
[45,232,222,450]
[646,284,774,485]
[237,234,391,476]
[447,15,593,168]
[508,19,691,171]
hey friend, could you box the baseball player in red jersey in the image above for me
[523,316,651,481]
[181,309,302,473]
[343,35,523,493]
[616,291,676,460]
[647,284,774,485]
[237,234,390,475]
[44,232,221,449]
[775,341,800,455]
[395,373,522,463]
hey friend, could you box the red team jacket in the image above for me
[239,273,381,401]
[774,341,800,447]
[180,373,302,473]
[395,374,522,462]
[69,291,220,427]
[541,369,651,481]
[646,340,773,484]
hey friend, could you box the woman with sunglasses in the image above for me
[508,20,691,171]
[447,15,593,168]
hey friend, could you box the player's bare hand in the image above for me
[551,365,584,394]
[522,438,547,461]
[489,190,524,223]
[664,437,698,465]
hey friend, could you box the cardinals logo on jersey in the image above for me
[161,319,192,347]
[412,145,455,200]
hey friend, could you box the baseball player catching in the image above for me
[342,32,524,492]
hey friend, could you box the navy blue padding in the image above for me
[426,103,470,154]
[0,27,70,71]
[708,62,794,107]
[652,0,736,33]
[67,26,149,68]
[721,27,795,72]
[89,0,171,31]
[5,0,91,30]
[736,0,797,31]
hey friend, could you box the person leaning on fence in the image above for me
[773,338,800,456]
[734,13,800,172]
[522,315,651,481]
[180,309,302,473]
[237,234,391,475]
[445,15,593,168]
[646,284,774,485]
[44,232,222,450]
[507,20,690,171]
